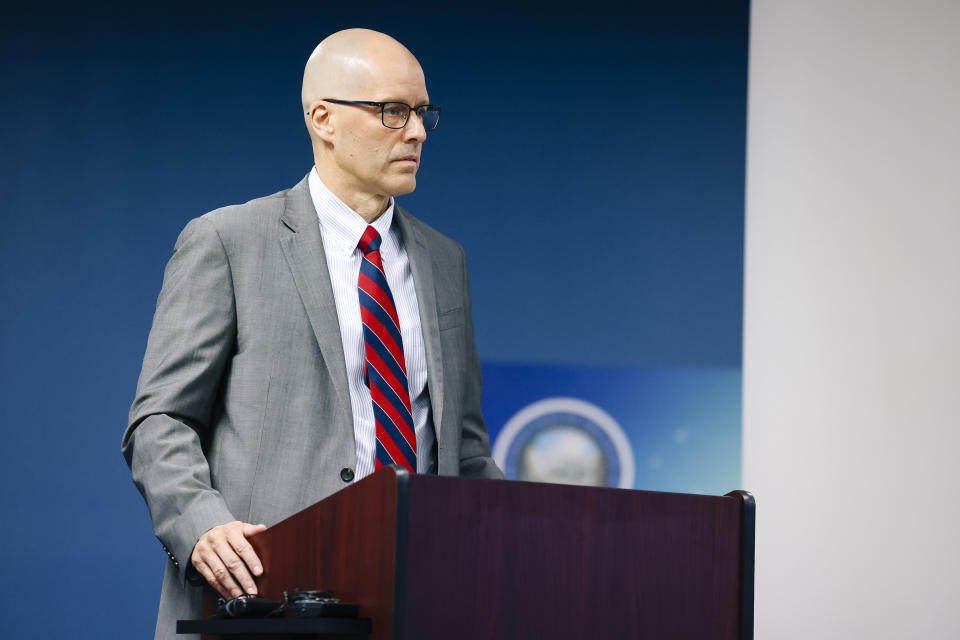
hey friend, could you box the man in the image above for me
[122,28,503,639]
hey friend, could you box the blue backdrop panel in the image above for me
[483,363,742,496]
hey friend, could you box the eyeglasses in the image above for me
[321,99,441,131]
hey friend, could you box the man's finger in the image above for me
[228,530,264,577]
[204,548,244,598]
[242,523,268,537]
[193,560,229,599]
[213,538,257,595]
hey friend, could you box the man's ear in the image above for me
[308,102,335,143]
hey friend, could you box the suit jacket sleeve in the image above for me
[457,244,506,479]
[122,216,238,584]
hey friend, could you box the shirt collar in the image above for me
[308,167,395,258]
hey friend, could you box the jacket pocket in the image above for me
[438,306,464,331]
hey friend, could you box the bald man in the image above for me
[122,29,503,639]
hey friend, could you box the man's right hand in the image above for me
[190,521,267,599]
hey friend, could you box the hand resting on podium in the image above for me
[190,520,267,599]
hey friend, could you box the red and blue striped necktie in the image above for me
[357,225,417,473]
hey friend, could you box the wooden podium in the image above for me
[183,467,754,639]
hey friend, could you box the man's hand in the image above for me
[190,521,267,599]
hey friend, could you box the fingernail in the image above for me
[253,566,262,575]
[247,587,257,594]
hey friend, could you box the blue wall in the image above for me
[0,2,747,636]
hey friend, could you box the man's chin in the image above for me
[387,176,417,197]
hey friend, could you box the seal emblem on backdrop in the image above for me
[492,397,635,488]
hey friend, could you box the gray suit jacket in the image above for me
[122,175,503,639]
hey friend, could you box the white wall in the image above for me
[743,1,960,637]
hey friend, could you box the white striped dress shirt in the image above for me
[308,168,434,480]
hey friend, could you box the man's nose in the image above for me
[403,110,427,142]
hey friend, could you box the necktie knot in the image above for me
[358,226,382,256]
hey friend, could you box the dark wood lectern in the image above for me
[182,467,755,639]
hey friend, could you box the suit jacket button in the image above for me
[340,468,355,482]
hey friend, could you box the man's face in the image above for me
[327,57,429,198]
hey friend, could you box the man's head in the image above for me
[302,29,430,214]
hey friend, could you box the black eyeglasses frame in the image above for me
[320,99,441,131]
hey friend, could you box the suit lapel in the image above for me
[278,176,354,436]
[395,207,445,436]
